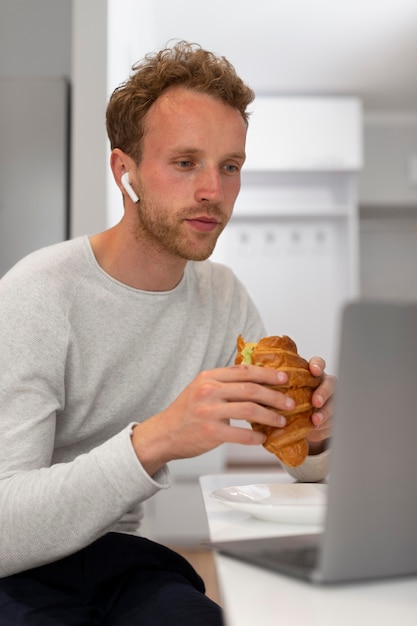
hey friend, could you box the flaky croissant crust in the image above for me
[235,335,323,467]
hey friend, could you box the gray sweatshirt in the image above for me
[0,236,328,577]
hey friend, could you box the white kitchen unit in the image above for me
[211,96,363,464]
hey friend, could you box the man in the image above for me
[0,42,333,624]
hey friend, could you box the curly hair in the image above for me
[106,41,255,163]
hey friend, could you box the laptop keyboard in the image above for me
[259,546,318,569]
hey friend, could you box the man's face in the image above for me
[131,86,247,261]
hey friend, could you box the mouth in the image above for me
[185,216,221,233]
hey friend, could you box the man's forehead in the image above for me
[147,86,242,123]
[141,85,247,155]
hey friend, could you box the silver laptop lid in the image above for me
[319,300,417,582]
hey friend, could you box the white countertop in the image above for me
[199,471,417,626]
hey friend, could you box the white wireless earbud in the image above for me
[121,172,140,204]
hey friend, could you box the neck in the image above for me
[89,220,187,292]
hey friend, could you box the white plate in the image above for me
[210,483,327,524]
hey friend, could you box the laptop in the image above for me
[209,300,417,584]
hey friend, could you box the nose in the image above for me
[194,167,225,204]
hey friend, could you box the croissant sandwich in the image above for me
[235,335,323,467]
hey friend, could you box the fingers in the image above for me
[311,373,336,409]
[220,363,289,386]
[214,364,336,445]
[226,400,289,428]
[195,365,294,423]
[199,366,293,421]
[222,423,267,447]
[309,376,335,445]
[308,356,326,377]
[311,399,333,432]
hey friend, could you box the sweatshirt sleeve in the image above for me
[0,423,170,577]
[0,267,170,577]
[282,448,331,483]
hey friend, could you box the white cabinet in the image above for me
[244,96,362,171]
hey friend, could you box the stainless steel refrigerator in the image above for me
[0,76,69,277]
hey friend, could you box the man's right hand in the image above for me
[131,363,294,477]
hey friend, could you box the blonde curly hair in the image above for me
[106,40,255,163]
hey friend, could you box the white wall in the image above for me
[105,0,160,227]
[71,0,157,235]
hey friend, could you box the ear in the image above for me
[110,148,131,191]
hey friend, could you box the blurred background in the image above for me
[1,0,416,543]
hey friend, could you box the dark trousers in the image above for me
[0,533,224,625]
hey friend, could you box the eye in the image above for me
[223,163,240,174]
[177,160,194,169]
